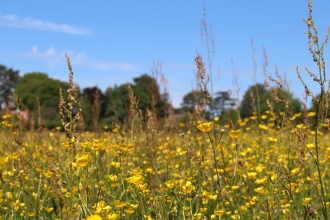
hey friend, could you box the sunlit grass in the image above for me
[1,110,330,219]
[1,1,330,219]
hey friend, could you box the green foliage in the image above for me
[15,72,70,128]
[104,74,168,122]
[180,90,206,114]
[15,72,69,110]
[80,86,105,131]
[0,65,20,109]
[213,91,236,116]
[219,108,239,125]
[240,83,301,118]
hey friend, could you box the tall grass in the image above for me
[0,0,330,219]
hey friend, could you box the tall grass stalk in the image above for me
[296,0,330,218]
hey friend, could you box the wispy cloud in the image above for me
[0,13,93,35]
[21,46,138,71]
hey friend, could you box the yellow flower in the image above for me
[308,112,316,117]
[126,175,144,185]
[28,212,36,217]
[261,115,267,120]
[113,200,127,208]
[254,186,268,194]
[250,115,258,120]
[46,207,54,212]
[290,167,300,175]
[255,176,268,185]
[303,197,312,205]
[214,116,220,121]
[258,124,269,130]
[44,170,53,179]
[228,129,241,139]
[124,204,138,214]
[107,214,118,220]
[214,209,225,216]
[238,120,246,126]
[306,143,315,149]
[197,121,213,133]
[247,172,257,179]
[76,153,90,168]
[80,141,91,148]
[91,138,107,150]
[180,180,195,194]
[164,179,177,189]
[87,215,102,220]
[268,137,277,143]
[295,112,302,117]
[289,116,296,121]
[116,143,135,152]
[143,215,153,220]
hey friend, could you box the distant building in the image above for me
[9,109,29,124]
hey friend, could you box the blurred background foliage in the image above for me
[0,64,308,130]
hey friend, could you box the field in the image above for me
[1,1,330,220]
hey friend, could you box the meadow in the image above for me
[1,1,330,219]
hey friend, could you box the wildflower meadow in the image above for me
[1,1,330,219]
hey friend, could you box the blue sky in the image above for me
[1,1,330,108]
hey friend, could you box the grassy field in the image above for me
[1,1,330,219]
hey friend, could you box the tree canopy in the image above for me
[240,83,301,118]
[180,90,206,114]
[0,65,20,109]
[15,72,70,128]
[104,74,168,122]
[15,72,69,110]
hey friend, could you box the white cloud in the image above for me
[0,13,93,35]
[21,46,138,71]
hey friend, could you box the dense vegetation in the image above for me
[1,1,330,219]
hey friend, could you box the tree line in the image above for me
[0,64,318,130]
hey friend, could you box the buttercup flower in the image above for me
[197,121,213,133]
[228,129,241,139]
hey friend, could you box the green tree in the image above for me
[213,91,236,116]
[0,65,20,109]
[240,84,301,118]
[104,74,168,122]
[15,72,70,128]
[219,108,240,125]
[181,90,208,114]
[81,86,105,130]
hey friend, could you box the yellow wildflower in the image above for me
[164,179,177,189]
[258,124,269,130]
[214,209,225,216]
[107,214,118,220]
[290,168,300,175]
[268,137,277,143]
[87,215,102,220]
[126,175,144,185]
[76,153,90,168]
[250,116,258,120]
[261,115,267,120]
[197,121,213,133]
[113,200,127,208]
[308,112,316,117]
[254,186,268,194]
[303,197,312,205]
[228,129,241,139]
